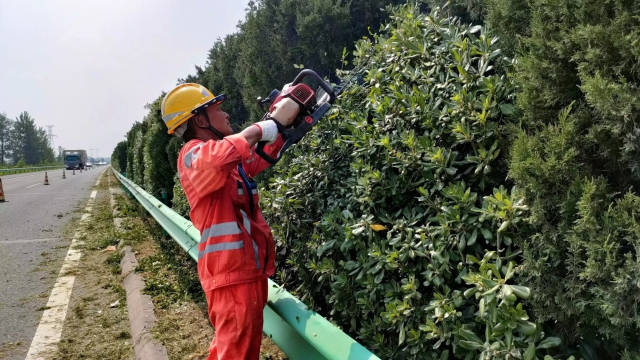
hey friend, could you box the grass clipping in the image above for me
[55,180,134,359]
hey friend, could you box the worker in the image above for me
[162,83,296,360]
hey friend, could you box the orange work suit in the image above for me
[177,133,283,359]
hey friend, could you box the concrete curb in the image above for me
[108,170,169,360]
[120,247,169,360]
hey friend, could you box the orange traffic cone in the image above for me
[63,169,66,179]
[44,172,49,185]
[0,178,5,202]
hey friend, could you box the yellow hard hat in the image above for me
[161,83,227,134]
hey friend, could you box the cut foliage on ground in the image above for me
[55,177,134,360]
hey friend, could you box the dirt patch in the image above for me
[110,171,287,360]
[0,341,23,359]
[54,191,134,360]
[152,302,213,360]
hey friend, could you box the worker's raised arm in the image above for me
[244,135,285,178]
[178,126,261,197]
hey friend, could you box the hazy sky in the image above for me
[0,0,249,160]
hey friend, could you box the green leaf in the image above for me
[469,25,482,34]
[398,323,406,345]
[481,284,500,296]
[317,240,336,257]
[480,227,493,240]
[511,285,531,299]
[499,103,515,115]
[537,337,562,349]
[467,254,481,265]
[524,342,536,360]
[458,328,483,344]
[344,261,359,271]
[498,220,510,233]
[464,287,478,298]
[517,320,537,335]
[481,279,498,289]
[459,340,483,350]
[439,350,450,360]
[374,269,385,284]
[467,229,478,246]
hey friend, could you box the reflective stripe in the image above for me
[252,240,260,268]
[184,144,203,169]
[199,222,242,245]
[237,188,258,196]
[198,241,243,259]
[240,210,261,269]
[162,110,183,124]
[240,210,251,235]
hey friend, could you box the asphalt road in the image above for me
[0,167,105,359]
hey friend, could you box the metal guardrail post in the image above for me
[112,170,380,360]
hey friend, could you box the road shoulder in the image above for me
[52,172,135,359]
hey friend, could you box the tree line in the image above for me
[113,0,640,358]
[0,111,57,167]
[111,0,405,201]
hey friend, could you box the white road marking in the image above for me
[26,183,40,189]
[25,173,103,360]
[0,172,53,181]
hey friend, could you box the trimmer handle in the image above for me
[291,69,336,104]
[255,121,289,165]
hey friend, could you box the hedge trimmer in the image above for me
[254,69,336,164]
[255,68,364,165]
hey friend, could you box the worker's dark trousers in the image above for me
[205,278,268,360]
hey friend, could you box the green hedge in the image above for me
[110,1,640,358]
[111,141,128,172]
[132,127,146,187]
[142,97,175,201]
[261,5,560,359]
[503,0,640,357]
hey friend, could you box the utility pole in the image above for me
[90,148,99,163]
[45,125,57,149]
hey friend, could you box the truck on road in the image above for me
[64,150,88,170]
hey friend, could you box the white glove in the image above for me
[253,120,279,144]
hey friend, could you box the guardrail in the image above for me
[0,166,63,175]
[112,170,380,360]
